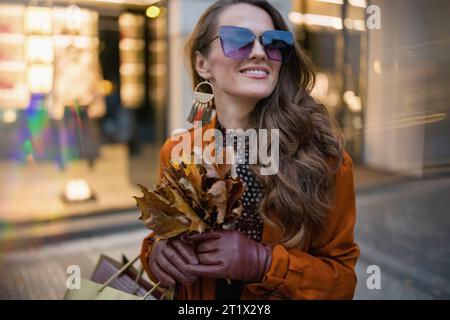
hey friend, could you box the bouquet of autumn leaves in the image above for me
[133,153,246,240]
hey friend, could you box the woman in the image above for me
[140,0,360,300]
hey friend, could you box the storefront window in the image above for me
[290,0,367,163]
[0,1,168,224]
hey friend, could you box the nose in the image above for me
[248,38,267,60]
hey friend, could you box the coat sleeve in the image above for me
[243,152,360,300]
[139,139,174,284]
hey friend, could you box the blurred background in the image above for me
[0,0,449,299]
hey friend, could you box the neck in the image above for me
[213,91,256,129]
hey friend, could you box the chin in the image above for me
[238,88,273,100]
[235,84,273,98]
[241,93,271,101]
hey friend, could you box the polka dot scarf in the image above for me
[215,121,264,243]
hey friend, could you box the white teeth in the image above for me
[241,69,268,75]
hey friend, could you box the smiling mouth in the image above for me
[239,69,269,75]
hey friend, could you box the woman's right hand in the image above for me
[149,237,199,288]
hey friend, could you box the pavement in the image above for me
[0,228,149,299]
[354,174,450,299]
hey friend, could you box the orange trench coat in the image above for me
[140,117,360,299]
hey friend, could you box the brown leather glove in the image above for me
[185,229,273,283]
[149,237,199,288]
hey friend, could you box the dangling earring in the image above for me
[187,80,214,124]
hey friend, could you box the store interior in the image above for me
[0,0,167,223]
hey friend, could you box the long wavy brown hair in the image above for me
[185,0,344,249]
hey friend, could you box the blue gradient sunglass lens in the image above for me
[261,30,294,62]
[219,26,256,60]
[218,26,294,62]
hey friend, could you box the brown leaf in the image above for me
[134,151,245,239]
[164,186,207,233]
[178,177,201,206]
[135,184,207,235]
[216,163,231,180]
[184,162,204,195]
[226,177,245,215]
[207,181,227,224]
[136,184,179,216]
[135,197,189,239]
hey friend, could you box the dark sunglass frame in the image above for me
[207,25,294,62]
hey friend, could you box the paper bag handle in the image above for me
[97,254,168,300]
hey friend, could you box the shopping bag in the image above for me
[63,254,174,300]
[64,278,146,300]
[90,254,163,298]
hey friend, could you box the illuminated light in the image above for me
[53,35,99,49]
[26,36,54,63]
[66,4,82,31]
[121,84,145,98]
[148,63,167,76]
[353,115,363,129]
[288,12,303,25]
[352,19,366,31]
[317,0,367,7]
[27,64,53,93]
[331,17,343,30]
[0,33,25,44]
[25,6,52,35]
[120,63,145,76]
[343,90,355,102]
[81,0,160,5]
[0,61,26,72]
[99,79,114,95]
[121,83,145,108]
[343,90,362,112]
[289,12,343,30]
[148,40,167,53]
[328,89,340,108]
[119,38,145,51]
[373,59,382,75]
[2,110,17,124]
[119,13,145,27]
[344,18,353,29]
[348,0,367,8]
[64,179,93,202]
[146,5,161,19]
[317,0,343,4]
[343,18,366,31]
[310,72,329,103]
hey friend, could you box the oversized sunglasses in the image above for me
[208,25,294,62]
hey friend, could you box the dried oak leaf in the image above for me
[225,177,245,221]
[134,184,207,239]
[207,181,228,224]
[135,197,189,239]
[183,162,204,196]
[204,162,231,180]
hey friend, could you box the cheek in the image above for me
[211,58,238,77]
[208,45,238,77]
[272,63,282,81]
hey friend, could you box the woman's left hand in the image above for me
[185,229,273,282]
